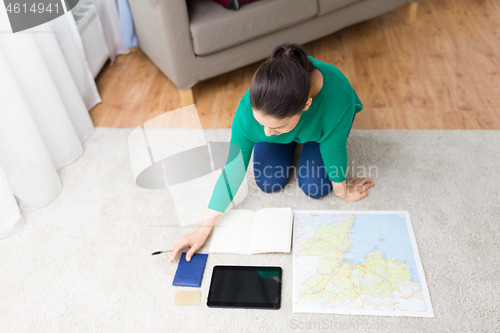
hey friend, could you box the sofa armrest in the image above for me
[128,0,198,90]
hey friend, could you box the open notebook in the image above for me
[208,207,293,254]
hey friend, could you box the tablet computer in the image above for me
[207,266,282,309]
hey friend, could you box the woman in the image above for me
[169,43,374,262]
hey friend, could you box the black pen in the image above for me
[151,246,191,256]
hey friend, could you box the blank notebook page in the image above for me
[250,207,292,254]
[208,209,254,254]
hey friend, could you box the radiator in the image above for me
[72,1,110,78]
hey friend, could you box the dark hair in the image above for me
[250,43,315,119]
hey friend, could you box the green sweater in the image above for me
[208,55,363,213]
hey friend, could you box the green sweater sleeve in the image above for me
[320,91,355,183]
[207,119,255,213]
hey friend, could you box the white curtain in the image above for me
[92,0,130,63]
[49,14,102,110]
[0,10,97,238]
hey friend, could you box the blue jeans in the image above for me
[253,115,355,199]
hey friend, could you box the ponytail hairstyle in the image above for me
[250,42,315,119]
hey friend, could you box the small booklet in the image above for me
[208,207,293,254]
[172,253,208,287]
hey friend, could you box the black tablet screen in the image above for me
[207,266,282,309]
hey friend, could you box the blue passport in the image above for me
[172,253,208,287]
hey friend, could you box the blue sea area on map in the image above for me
[344,214,420,282]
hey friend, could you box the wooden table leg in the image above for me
[404,2,418,24]
[179,88,195,107]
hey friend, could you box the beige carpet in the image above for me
[1,127,499,333]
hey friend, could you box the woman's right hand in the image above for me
[168,209,222,262]
[169,228,211,262]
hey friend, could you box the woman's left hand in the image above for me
[333,177,374,202]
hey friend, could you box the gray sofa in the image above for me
[128,0,420,106]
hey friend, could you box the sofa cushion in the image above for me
[317,0,363,17]
[187,0,318,56]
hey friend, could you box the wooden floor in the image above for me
[90,0,500,129]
